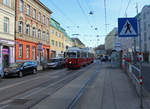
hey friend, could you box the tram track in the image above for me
[0,63,96,109]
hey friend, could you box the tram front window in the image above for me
[67,52,77,58]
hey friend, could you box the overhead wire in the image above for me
[76,0,92,27]
[104,0,107,33]
[124,0,131,17]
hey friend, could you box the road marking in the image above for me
[67,66,100,109]
[0,69,67,91]
[0,66,90,109]
[0,63,96,109]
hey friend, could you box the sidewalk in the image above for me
[31,63,150,109]
[73,64,150,109]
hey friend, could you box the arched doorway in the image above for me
[2,46,9,68]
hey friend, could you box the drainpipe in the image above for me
[14,0,17,63]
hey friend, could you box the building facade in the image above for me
[0,0,15,69]
[71,38,85,48]
[140,5,150,53]
[63,32,73,51]
[105,27,133,52]
[15,0,52,62]
[50,18,65,58]
[105,28,118,50]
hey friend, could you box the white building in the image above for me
[140,5,150,53]
[134,5,150,61]
[0,0,15,69]
[105,27,133,52]
[105,27,118,50]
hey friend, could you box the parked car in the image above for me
[47,58,65,69]
[41,60,49,70]
[3,61,37,78]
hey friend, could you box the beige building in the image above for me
[15,0,52,62]
[0,0,15,69]
[105,28,118,50]
[63,32,73,51]
[71,38,85,48]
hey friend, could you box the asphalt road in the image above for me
[0,62,96,109]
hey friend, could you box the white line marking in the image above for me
[0,69,67,91]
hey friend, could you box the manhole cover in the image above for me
[10,99,30,105]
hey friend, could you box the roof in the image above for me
[50,18,72,41]
[71,38,85,46]
[35,0,52,14]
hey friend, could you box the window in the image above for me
[32,47,36,60]
[3,0,10,6]
[144,22,147,31]
[47,18,49,26]
[56,32,58,36]
[18,21,23,33]
[33,8,36,19]
[19,0,23,12]
[51,29,54,35]
[43,15,45,24]
[51,40,54,46]
[59,42,61,47]
[26,45,30,58]
[19,44,23,58]
[56,41,58,46]
[62,34,63,39]
[26,4,30,16]
[32,27,36,37]
[26,24,30,35]
[42,31,45,40]
[38,29,41,39]
[4,17,9,33]
[47,32,49,41]
[59,33,61,37]
[38,12,41,21]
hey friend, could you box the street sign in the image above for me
[118,18,138,37]
[38,43,43,51]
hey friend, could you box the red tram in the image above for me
[65,47,94,69]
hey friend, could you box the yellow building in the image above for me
[63,32,73,51]
[50,18,65,58]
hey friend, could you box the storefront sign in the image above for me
[0,39,15,45]
[2,48,9,55]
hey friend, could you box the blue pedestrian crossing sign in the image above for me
[118,18,138,37]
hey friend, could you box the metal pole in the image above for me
[134,37,136,64]
[137,3,143,108]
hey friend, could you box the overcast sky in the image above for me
[40,0,149,48]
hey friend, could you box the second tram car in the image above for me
[65,47,94,69]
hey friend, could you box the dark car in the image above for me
[3,61,37,78]
[47,58,65,69]
[41,60,49,70]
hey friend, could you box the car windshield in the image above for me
[9,63,23,68]
[48,59,59,62]
[66,52,77,58]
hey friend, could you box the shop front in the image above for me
[0,39,15,69]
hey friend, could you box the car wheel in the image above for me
[33,69,37,74]
[18,71,23,78]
